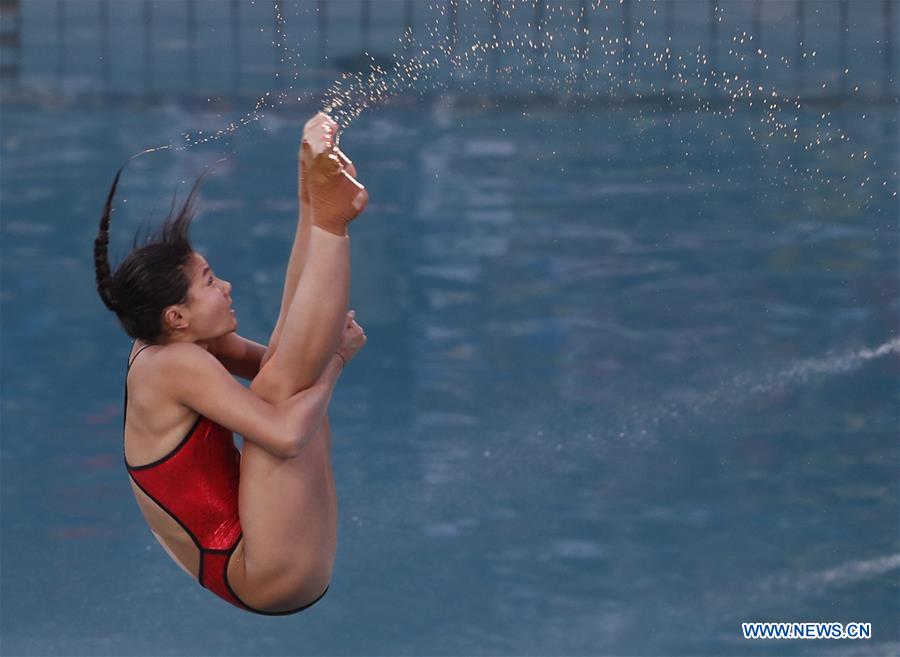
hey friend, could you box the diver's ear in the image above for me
[162,304,190,332]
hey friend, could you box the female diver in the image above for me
[94,113,368,614]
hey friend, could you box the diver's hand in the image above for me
[336,310,367,366]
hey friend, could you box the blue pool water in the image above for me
[1,97,897,656]
[1,1,899,655]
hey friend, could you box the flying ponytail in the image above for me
[94,164,125,314]
[93,163,206,343]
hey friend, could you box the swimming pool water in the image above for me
[1,94,897,655]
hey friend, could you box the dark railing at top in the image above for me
[0,0,896,108]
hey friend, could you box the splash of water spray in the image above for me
[126,0,895,201]
[305,0,893,202]
[121,2,308,167]
[618,336,899,444]
[742,336,900,395]
[758,552,900,597]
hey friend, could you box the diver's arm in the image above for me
[209,332,267,380]
[165,342,342,458]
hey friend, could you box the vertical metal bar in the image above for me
[665,0,673,96]
[187,0,197,95]
[273,0,282,91]
[577,0,588,99]
[403,0,414,44]
[447,0,458,87]
[0,0,21,83]
[56,0,64,86]
[318,0,327,69]
[361,0,370,53]
[491,0,501,91]
[839,0,848,96]
[100,0,110,94]
[401,0,414,78]
[621,0,631,93]
[885,0,895,96]
[447,0,458,52]
[752,0,761,85]
[231,0,240,101]
[534,0,544,82]
[708,0,718,77]
[796,0,805,96]
[143,0,152,99]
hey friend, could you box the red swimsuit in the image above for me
[123,343,327,614]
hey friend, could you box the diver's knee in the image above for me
[249,357,293,402]
[259,344,276,371]
[247,558,332,610]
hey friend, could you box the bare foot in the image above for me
[299,146,355,205]
[300,114,367,236]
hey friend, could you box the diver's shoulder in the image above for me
[154,341,216,367]
[151,342,221,387]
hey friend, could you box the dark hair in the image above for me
[94,164,208,344]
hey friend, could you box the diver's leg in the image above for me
[230,235,348,610]
[261,200,313,372]
[263,131,357,371]
[256,227,350,394]
[254,115,365,395]
[263,113,358,372]
[229,126,364,611]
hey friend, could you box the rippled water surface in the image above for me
[1,97,898,656]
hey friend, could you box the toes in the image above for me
[305,152,341,183]
[335,148,356,178]
[326,118,340,141]
[304,111,331,132]
[302,114,338,157]
[302,115,323,143]
[302,114,358,182]
[339,168,364,192]
[339,169,368,212]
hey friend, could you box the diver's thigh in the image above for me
[236,421,337,587]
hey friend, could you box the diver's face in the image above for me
[183,252,237,339]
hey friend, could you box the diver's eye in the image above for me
[208,276,214,285]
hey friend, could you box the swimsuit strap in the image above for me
[123,341,157,432]
[127,343,155,371]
